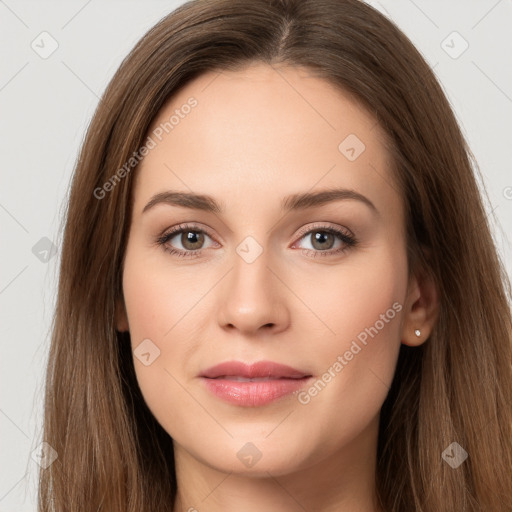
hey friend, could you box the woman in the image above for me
[38,0,512,510]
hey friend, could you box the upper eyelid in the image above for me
[164,222,216,240]
[294,222,354,239]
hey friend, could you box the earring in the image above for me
[414,329,421,337]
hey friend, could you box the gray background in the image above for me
[1,1,511,510]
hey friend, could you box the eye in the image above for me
[292,224,357,258]
[156,222,357,259]
[156,223,217,258]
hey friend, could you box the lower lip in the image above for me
[202,377,311,407]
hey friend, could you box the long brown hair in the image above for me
[38,0,512,510]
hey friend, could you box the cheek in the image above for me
[295,240,405,370]
[296,240,406,349]
[122,267,222,436]
[121,253,202,435]
[122,247,209,342]
[293,245,407,441]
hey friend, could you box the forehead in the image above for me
[133,62,400,220]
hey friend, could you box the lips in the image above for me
[200,360,312,407]
[200,360,309,380]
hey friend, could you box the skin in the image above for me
[116,62,438,512]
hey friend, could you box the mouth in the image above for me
[211,376,305,382]
[199,360,313,407]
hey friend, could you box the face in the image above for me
[117,62,415,477]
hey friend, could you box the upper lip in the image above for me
[200,360,311,379]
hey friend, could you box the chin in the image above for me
[182,432,318,477]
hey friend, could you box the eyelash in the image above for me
[155,222,358,259]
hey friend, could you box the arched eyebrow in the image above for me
[281,188,378,215]
[142,187,379,216]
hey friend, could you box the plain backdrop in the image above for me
[1,1,511,510]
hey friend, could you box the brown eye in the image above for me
[180,230,205,250]
[156,224,217,258]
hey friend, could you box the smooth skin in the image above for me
[116,63,438,512]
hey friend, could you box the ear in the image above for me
[115,296,130,333]
[401,265,439,347]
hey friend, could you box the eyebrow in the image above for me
[142,187,379,215]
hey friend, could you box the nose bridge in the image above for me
[217,235,289,333]
[233,238,272,297]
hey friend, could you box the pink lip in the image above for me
[199,360,313,407]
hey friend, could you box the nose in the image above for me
[216,247,290,336]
